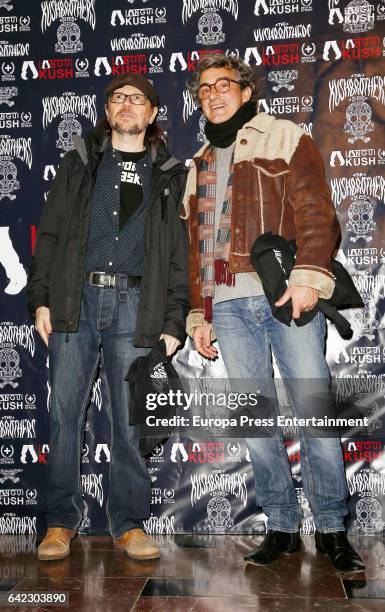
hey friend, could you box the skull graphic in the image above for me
[354,496,384,535]
[196,12,225,45]
[350,292,378,339]
[355,394,382,433]
[205,495,234,532]
[344,100,374,144]
[346,197,376,242]
[55,21,83,54]
[0,160,20,201]
[0,348,22,388]
[0,86,17,107]
[366,401,383,433]
[56,118,82,157]
[344,0,375,34]
[0,0,13,10]
[205,399,228,434]
[268,70,298,92]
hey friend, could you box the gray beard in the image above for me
[114,124,142,136]
[112,118,146,136]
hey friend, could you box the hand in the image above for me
[274,286,319,319]
[192,325,217,359]
[159,333,181,357]
[35,306,52,346]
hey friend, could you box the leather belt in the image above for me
[84,271,141,288]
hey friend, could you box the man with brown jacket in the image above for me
[183,53,364,571]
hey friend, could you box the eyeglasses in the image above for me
[197,77,241,100]
[109,92,147,105]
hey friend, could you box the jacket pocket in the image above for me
[250,159,290,236]
[251,158,290,177]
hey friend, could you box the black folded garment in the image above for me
[125,339,185,457]
[250,232,363,339]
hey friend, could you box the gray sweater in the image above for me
[213,143,264,305]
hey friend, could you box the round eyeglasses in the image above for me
[197,77,241,101]
[109,92,147,105]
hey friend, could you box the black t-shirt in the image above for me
[118,150,146,230]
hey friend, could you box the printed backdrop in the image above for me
[1,0,385,541]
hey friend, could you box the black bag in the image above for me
[125,340,185,457]
[250,232,363,339]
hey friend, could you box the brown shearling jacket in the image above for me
[182,113,341,335]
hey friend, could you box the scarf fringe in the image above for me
[214,259,235,287]
[204,296,213,323]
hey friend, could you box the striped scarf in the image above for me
[197,146,235,322]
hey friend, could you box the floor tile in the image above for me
[133,596,264,611]
[208,536,347,599]
[344,579,385,599]
[133,596,385,611]
[172,535,227,549]
[0,534,383,611]
[9,577,146,612]
[0,579,19,591]
[140,578,210,597]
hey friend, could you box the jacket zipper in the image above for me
[161,187,170,222]
[66,157,96,341]
[257,168,264,234]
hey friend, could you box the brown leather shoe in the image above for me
[37,528,77,561]
[114,528,160,560]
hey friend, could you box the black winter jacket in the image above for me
[27,127,190,347]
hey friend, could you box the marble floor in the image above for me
[0,534,384,611]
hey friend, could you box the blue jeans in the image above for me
[212,295,349,533]
[46,279,151,538]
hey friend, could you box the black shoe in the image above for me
[315,531,365,572]
[244,530,301,566]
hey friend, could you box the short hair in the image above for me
[187,52,258,105]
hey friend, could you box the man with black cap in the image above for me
[27,74,189,561]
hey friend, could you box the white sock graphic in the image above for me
[169,52,187,72]
[0,227,27,295]
[323,40,342,61]
[170,442,188,462]
[21,445,38,464]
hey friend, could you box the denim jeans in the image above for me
[46,279,151,538]
[212,295,349,533]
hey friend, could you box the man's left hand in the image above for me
[274,286,319,319]
[159,333,181,356]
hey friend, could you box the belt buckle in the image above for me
[102,273,116,288]
[107,274,116,288]
[90,271,106,287]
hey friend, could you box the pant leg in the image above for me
[98,279,151,538]
[265,305,349,532]
[212,297,301,532]
[46,285,100,529]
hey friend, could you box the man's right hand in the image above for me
[35,306,52,346]
[192,324,218,359]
